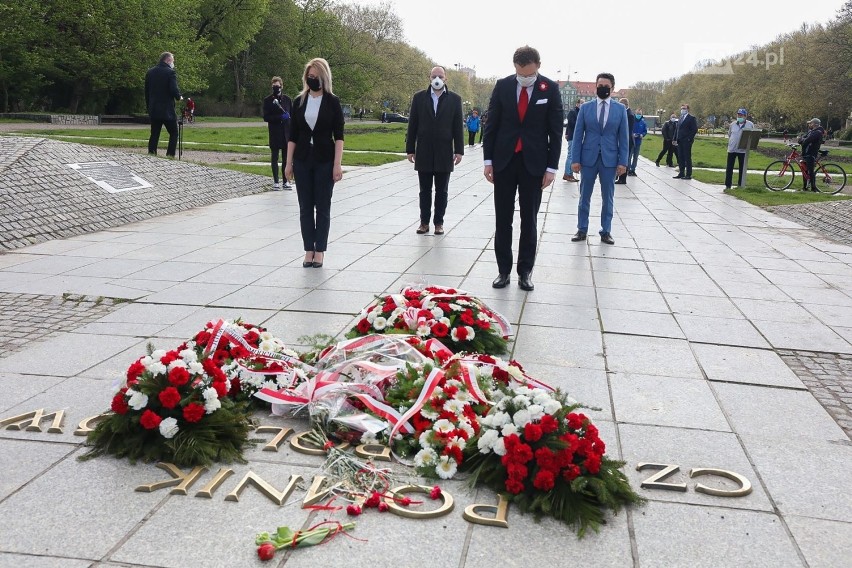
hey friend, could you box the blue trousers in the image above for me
[578,155,615,235]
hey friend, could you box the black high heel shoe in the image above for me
[312,252,324,268]
[302,252,314,268]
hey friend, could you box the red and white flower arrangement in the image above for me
[346,286,511,355]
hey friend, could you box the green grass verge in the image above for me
[688,169,851,206]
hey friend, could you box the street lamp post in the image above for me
[657,108,665,133]
[828,102,833,139]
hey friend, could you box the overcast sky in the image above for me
[352,0,845,87]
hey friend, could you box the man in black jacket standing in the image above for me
[673,103,698,179]
[406,66,464,235]
[145,52,182,157]
[799,118,825,191]
[263,76,293,190]
[656,113,678,167]
[562,98,583,182]
[614,97,635,184]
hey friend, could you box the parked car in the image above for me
[384,112,409,123]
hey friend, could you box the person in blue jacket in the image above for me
[628,110,647,175]
[465,110,481,147]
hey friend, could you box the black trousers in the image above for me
[493,152,542,276]
[656,140,677,165]
[616,140,634,183]
[293,155,334,252]
[148,118,178,156]
[802,155,816,189]
[677,139,694,176]
[724,152,745,187]
[468,131,477,146]
[270,147,284,183]
[418,171,450,225]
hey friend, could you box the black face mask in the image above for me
[272,85,281,95]
[596,85,611,99]
[306,77,321,92]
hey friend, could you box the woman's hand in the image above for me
[333,164,343,182]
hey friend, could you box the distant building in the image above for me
[561,81,623,112]
[455,65,476,80]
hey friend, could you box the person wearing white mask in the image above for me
[483,45,563,292]
[724,108,754,189]
[673,103,698,179]
[406,66,464,235]
[655,113,679,167]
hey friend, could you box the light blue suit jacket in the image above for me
[571,99,630,168]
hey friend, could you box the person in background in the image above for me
[723,108,754,189]
[145,51,182,157]
[262,76,293,190]
[406,66,464,236]
[284,58,344,268]
[628,109,647,175]
[570,72,629,245]
[562,98,583,182]
[483,45,563,292]
[478,111,487,144]
[655,113,678,167]
[185,97,195,122]
[798,118,825,192]
[673,103,698,180]
[614,97,635,184]
[466,109,481,147]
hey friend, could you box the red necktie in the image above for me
[515,87,529,152]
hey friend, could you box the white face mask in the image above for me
[169,62,174,69]
[680,109,688,116]
[431,77,445,90]
[670,117,677,122]
[516,74,536,88]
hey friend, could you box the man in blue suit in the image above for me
[570,72,629,245]
[483,45,563,292]
[673,103,698,179]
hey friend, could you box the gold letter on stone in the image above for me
[0,409,65,433]
[354,443,392,462]
[195,468,235,499]
[225,472,303,506]
[256,426,293,452]
[74,413,110,436]
[135,463,208,494]
[463,493,510,528]
[383,485,454,519]
[289,430,348,456]
[690,468,752,497]
[636,463,687,492]
[301,475,343,508]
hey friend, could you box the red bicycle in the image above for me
[764,143,846,194]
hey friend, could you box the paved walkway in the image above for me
[0,144,850,567]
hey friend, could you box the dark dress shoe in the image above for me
[683,176,692,180]
[492,274,510,288]
[311,253,324,268]
[614,180,627,184]
[655,161,660,167]
[600,233,615,245]
[518,273,534,291]
[673,175,684,179]
[416,224,429,234]
[571,231,587,242]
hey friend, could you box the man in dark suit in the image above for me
[673,103,698,179]
[570,72,630,245]
[262,75,293,190]
[614,97,635,184]
[145,52,182,157]
[406,66,464,235]
[483,46,563,292]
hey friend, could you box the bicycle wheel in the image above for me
[814,163,846,195]
[763,160,795,191]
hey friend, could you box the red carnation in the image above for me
[584,453,602,474]
[139,409,162,430]
[534,447,557,471]
[244,330,260,347]
[158,386,182,409]
[429,486,442,499]
[505,478,525,494]
[431,322,450,337]
[477,354,496,364]
[194,330,211,347]
[111,393,129,414]
[378,501,390,512]
[562,463,581,481]
[364,492,381,508]
[523,422,543,442]
[168,366,190,387]
[533,469,556,491]
[160,350,181,365]
[202,358,226,382]
[212,380,228,398]
[539,414,559,433]
[505,462,528,480]
[182,402,205,423]
[346,504,362,516]
[492,367,509,384]
[566,412,584,431]
[404,289,421,300]
[460,309,475,325]
[257,543,276,561]
[356,318,371,333]
[126,360,146,383]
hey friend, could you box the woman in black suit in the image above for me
[284,58,345,268]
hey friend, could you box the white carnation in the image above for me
[477,429,500,453]
[502,423,519,437]
[492,436,507,456]
[150,349,166,360]
[491,411,511,427]
[159,417,179,439]
[202,387,219,401]
[527,404,544,421]
[179,349,198,363]
[431,307,444,319]
[188,361,205,376]
[512,408,532,427]
[204,397,221,414]
[543,398,562,415]
[512,394,531,408]
[127,390,149,411]
[146,361,167,376]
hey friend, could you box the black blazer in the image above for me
[483,74,563,175]
[405,88,464,173]
[263,93,292,149]
[290,92,345,163]
[676,114,698,142]
[144,62,181,121]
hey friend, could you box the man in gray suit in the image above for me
[145,52,183,157]
[406,66,464,235]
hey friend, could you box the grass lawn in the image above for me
[688,169,851,206]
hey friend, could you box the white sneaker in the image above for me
[272,182,281,191]
[282,182,293,190]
